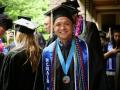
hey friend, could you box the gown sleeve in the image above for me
[86,22,107,90]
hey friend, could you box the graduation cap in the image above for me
[44,4,78,23]
[62,0,79,9]
[0,4,6,14]
[14,18,36,34]
[112,25,120,33]
[0,14,13,30]
[18,16,31,21]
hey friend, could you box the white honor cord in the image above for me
[74,48,77,90]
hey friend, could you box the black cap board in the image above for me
[18,16,31,21]
[62,0,79,8]
[44,5,78,23]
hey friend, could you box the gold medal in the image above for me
[63,76,70,84]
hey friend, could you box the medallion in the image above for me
[63,76,70,84]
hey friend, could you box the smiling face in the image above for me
[53,16,73,43]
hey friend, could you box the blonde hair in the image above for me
[12,31,41,72]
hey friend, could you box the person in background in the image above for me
[99,30,108,50]
[44,15,51,34]
[0,15,13,38]
[0,18,42,90]
[6,16,32,51]
[34,31,46,49]
[43,14,57,46]
[34,3,106,90]
[103,27,120,90]
[0,5,13,71]
[5,31,15,51]
[0,14,13,43]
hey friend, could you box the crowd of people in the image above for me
[0,0,120,90]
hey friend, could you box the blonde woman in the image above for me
[0,18,42,90]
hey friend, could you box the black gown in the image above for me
[0,52,5,71]
[0,50,36,90]
[82,21,107,90]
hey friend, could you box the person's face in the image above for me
[113,32,120,44]
[44,16,51,33]
[0,26,6,38]
[53,16,73,41]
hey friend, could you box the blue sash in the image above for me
[42,51,52,90]
[106,42,116,72]
[42,38,88,90]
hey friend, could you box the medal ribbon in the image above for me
[56,39,75,75]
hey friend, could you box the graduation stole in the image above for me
[74,38,88,90]
[42,38,89,90]
[106,42,116,71]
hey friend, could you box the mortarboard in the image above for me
[0,4,6,14]
[62,0,80,14]
[0,14,13,30]
[112,25,120,33]
[44,5,77,23]
[18,16,31,21]
[14,18,36,34]
[62,0,79,8]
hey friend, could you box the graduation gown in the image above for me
[81,21,107,90]
[0,50,36,90]
[34,37,88,90]
[0,52,5,71]
[116,53,120,90]
[34,41,76,90]
[34,21,107,90]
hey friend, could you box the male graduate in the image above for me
[34,1,107,90]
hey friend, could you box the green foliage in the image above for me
[0,0,49,32]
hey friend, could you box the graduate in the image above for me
[0,18,41,90]
[103,27,120,90]
[0,6,13,71]
[34,3,107,90]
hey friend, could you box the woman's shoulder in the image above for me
[6,50,26,64]
[8,50,24,57]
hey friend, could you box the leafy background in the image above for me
[0,0,50,40]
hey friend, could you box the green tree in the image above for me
[0,0,49,32]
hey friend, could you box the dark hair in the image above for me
[0,14,13,30]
